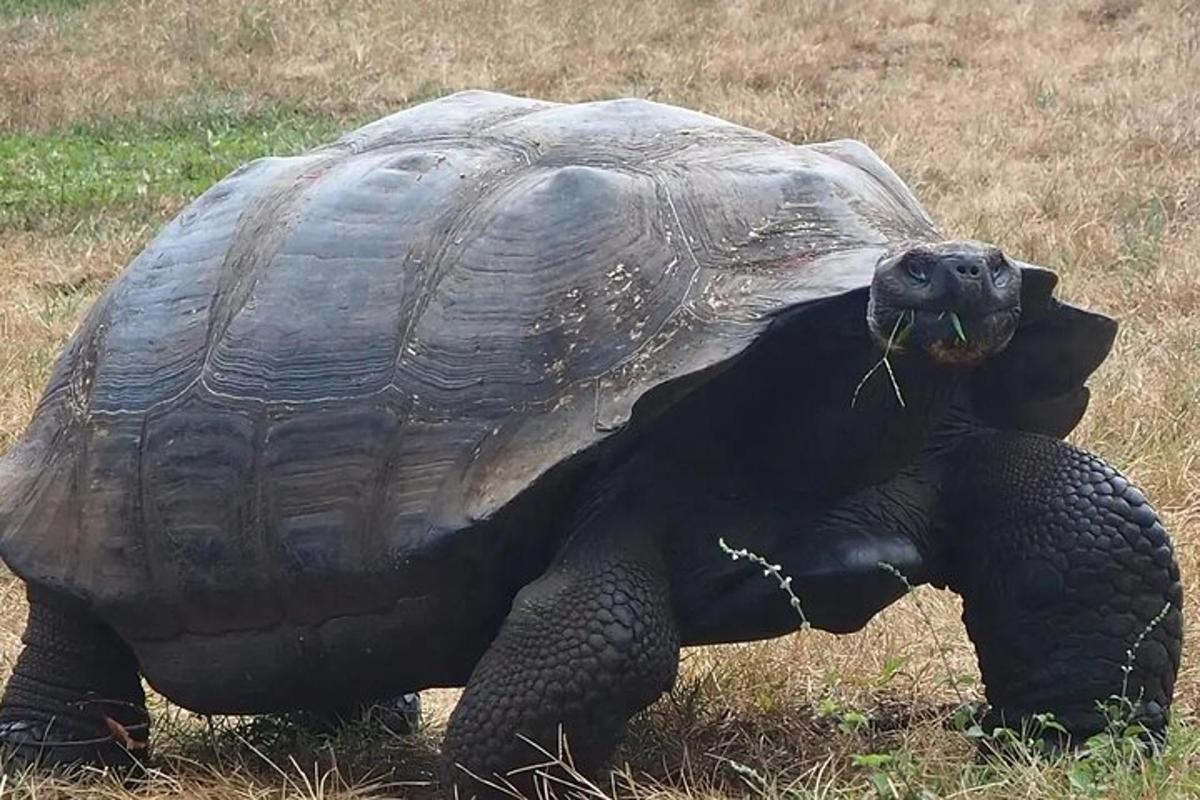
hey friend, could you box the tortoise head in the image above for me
[867,240,1022,367]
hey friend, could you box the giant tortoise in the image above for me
[0,91,1183,797]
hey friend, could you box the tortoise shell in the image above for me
[0,91,1110,657]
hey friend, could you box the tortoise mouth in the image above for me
[868,305,1021,367]
[866,240,1024,367]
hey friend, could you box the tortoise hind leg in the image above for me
[359,693,422,735]
[300,692,423,737]
[0,589,148,768]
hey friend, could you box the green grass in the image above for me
[0,107,350,233]
[0,0,93,18]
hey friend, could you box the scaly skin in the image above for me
[441,520,679,799]
[942,431,1183,740]
[0,591,148,768]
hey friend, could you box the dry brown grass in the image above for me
[1,0,1198,797]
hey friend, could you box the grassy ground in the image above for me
[0,0,1197,797]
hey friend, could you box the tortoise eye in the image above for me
[991,255,1013,287]
[906,260,928,282]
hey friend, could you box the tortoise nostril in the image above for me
[953,261,982,278]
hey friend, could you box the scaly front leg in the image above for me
[441,513,679,799]
[938,430,1183,741]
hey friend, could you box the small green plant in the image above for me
[874,655,908,688]
[723,757,772,796]
[876,562,968,705]
[850,751,939,800]
[1120,601,1173,702]
[717,537,810,630]
[816,684,871,735]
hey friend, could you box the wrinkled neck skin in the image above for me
[571,293,982,644]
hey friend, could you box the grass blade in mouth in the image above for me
[949,311,967,343]
[852,311,910,409]
[895,310,915,346]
